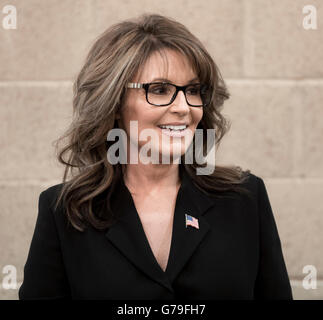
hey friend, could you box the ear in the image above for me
[115,102,123,120]
[115,108,121,120]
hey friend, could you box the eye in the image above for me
[148,83,171,95]
[186,85,201,95]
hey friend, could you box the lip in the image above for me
[157,123,193,138]
[158,126,189,138]
[158,123,189,127]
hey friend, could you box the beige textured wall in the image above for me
[0,0,322,300]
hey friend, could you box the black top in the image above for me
[19,168,293,300]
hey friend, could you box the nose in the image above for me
[170,89,190,113]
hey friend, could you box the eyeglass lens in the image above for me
[147,83,210,106]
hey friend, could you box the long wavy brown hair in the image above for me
[53,13,251,232]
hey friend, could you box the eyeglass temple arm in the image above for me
[126,83,144,88]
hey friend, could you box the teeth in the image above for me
[159,125,187,130]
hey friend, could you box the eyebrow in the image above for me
[149,77,199,84]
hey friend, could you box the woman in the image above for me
[19,13,293,300]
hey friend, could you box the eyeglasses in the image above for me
[126,82,212,107]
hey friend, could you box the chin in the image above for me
[159,146,187,163]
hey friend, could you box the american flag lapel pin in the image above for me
[185,214,199,230]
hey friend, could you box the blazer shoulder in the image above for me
[193,171,267,208]
[236,172,275,216]
[41,182,64,196]
[230,171,268,203]
[241,172,265,191]
[39,182,66,213]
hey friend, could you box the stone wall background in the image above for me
[0,0,322,299]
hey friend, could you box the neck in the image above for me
[122,163,181,196]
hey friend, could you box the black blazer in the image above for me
[19,168,293,300]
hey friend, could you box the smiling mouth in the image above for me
[157,125,188,131]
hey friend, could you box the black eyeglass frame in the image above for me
[126,82,212,107]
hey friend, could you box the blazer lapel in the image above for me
[164,168,215,284]
[105,173,174,293]
[104,166,216,293]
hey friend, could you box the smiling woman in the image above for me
[19,13,293,300]
[116,49,204,166]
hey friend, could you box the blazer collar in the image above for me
[105,166,216,294]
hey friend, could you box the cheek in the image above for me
[120,104,164,134]
[192,108,203,125]
[119,103,143,129]
[135,107,165,128]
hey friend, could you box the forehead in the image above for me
[134,49,197,84]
